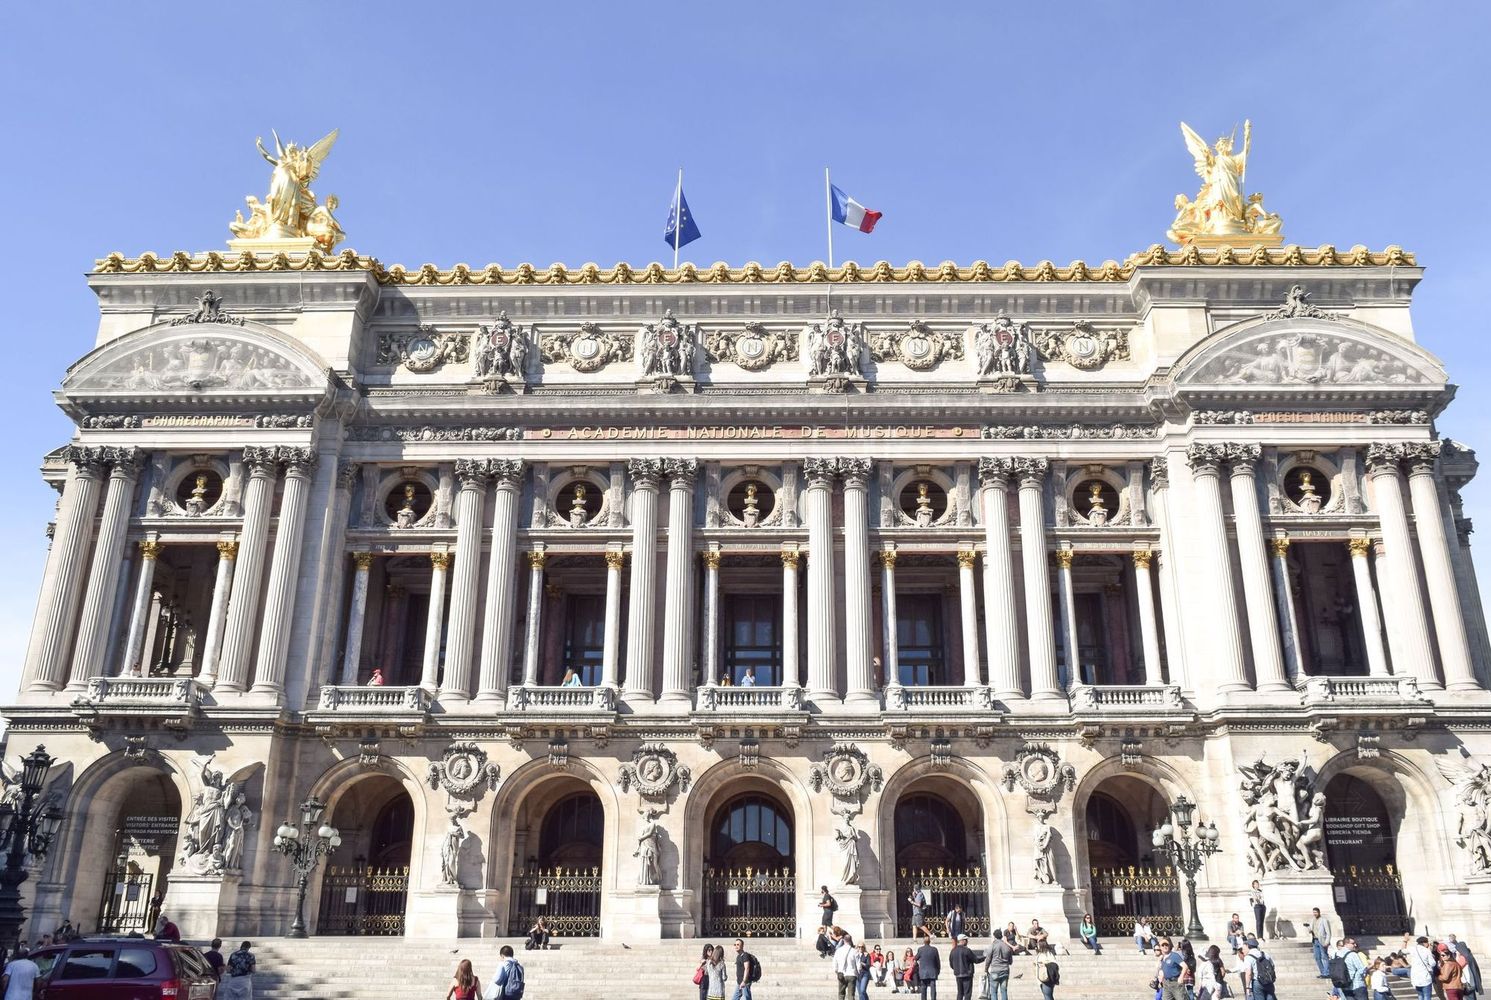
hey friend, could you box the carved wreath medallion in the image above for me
[427,742,500,801]
[1034,321,1130,371]
[809,743,885,800]
[619,742,692,799]
[704,323,796,372]
[870,321,963,371]
[377,326,471,373]
[539,322,634,373]
[1001,743,1076,799]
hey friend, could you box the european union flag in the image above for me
[663,182,702,251]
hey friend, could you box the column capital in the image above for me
[281,447,319,477]
[978,456,1015,488]
[430,551,452,571]
[876,548,896,570]
[62,445,109,477]
[216,539,239,560]
[781,547,801,570]
[454,458,499,487]
[1012,457,1048,485]
[701,549,721,570]
[664,458,699,488]
[493,458,526,489]
[138,539,163,561]
[1364,442,1409,475]
[105,446,145,477]
[1185,442,1229,474]
[242,445,281,475]
[1132,548,1153,570]
[336,461,361,491]
[526,549,546,570]
[352,551,376,570]
[956,548,977,570]
[1224,442,1262,471]
[1402,441,1442,476]
[802,457,838,487]
[604,549,626,571]
[837,457,873,488]
[1054,548,1074,570]
[1269,536,1291,558]
[1148,457,1170,491]
[1347,537,1372,558]
[628,458,665,489]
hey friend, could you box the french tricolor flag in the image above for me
[830,183,882,233]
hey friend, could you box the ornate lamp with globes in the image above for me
[1151,795,1221,940]
[272,796,341,938]
[0,746,64,963]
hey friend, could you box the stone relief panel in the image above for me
[1237,755,1325,876]
[1437,756,1491,876]
[1034,320,1131,371]
[472,312,532,384]
[1201,333,1427,386]
[703,323,797,371]
[539,322,634,373]
[376,327,471,373]
[72,336,319,392]
[869,320,964,371]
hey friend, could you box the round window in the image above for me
[385,480,433,526]
[726,480,775,526]
[176,469,224,514]
[900,480,948,526]
[1283,466,1329,513]
[557,480,603,526]
[1074,479,1120,526]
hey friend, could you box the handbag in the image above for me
[693,966,705,986]
[976,977,991,1000]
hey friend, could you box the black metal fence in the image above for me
[895,867,992,937]
[317,865,409,936]
[507,866,603,937]
[1334,864,1412,937]
[703,866,797,938]
[96,868,155,934]
[1089,866,1184,937]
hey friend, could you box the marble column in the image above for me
[441,460,493,700]
[1132,549,1164,685]
[120,539,162,676]
[1405,444,1480,690]
[957,548,981,687]
[339,552,375,685]
[803,458,838,703]
[1226,445,1290,693]
[1055,548,1079,689]
[659,459,699,706]
[1347,538,1390,678]
[1184,444,1250,694]
[878,548,899,688]
[1016,459,1062,700]
[251,449,317,697]
[1149,459,1189,692]
[477,460,524,702]
[978,458,1022,700]
[196,538,238,688]
[1270,537,1306,680]
[841,459,876,705]
[25,447,107,691]
[214,447,280,693]
[67,449,142,689]
[781,546,801,689]
[601,547,625,688]
[623,459,663,701]
[1365,444,1439,689]
[421,551,452,692]
[520,549,545,688]
[701,547,721,687]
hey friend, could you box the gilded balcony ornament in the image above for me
[228,129,344,252]
[1168,119,1283,248]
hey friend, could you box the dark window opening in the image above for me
[897,594,947,686]
[562,594,606,685]
[722,594,782,686]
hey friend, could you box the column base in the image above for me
[843,690,880,709]
[1260,870,1338,942]
[471,691,504,704]
[1255,680,1294,694]
[806,688,840,709]
[622,688,654,705]
[656,691,692,708]
[1446,679,1484,693]
[1029,688,1067,701]
[610,886,663,940]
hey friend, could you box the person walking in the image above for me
[945,904,966,942]
[1,947,39,1000]
[1243,943,1279,1000]
[1341,938,1369,1000]
[834,929,858,1000]
[1032,940,1060,1000]
[696,943,715,1000]
[445,958,481,1000]
[1078,914,1100,954]
[731,938,759,1000]
[1310,907,1334,979]
[203,938,225,981]
[915,935,942,1000]
[703,944,728,1000]
[488,945,523,1000]
[1248,880,1267,940]
[981,930,1019,1000]
[220,942,257,1000]
[855,943,872,1000]
[1408,935,1438,1000]
[1196,944,1226,1000]
[820,886,839,937]
[1440,943,1468,1000]
[1448,935,1481,1000]
[948,933,984,1000]
[909,884,928,936]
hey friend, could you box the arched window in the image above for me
[893,794,969,868]
[1085,791,1139,868]
[710,795,793,869]
[369,796,414,867]
[538,793,604,867]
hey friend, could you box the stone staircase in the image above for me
[241,936,1345,999]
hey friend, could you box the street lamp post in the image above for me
[0,745,64,962]
[271,796,341,938]
[1151,794,1221,941]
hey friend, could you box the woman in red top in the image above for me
[446,958,481,1000]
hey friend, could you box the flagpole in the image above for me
[824,167,834,270]
[673,168,682,271]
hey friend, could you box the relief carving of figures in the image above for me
[1204,334,1425,386]
[377,327,471,373]
[834,813,862,886]
[229,128,344,250]
[972,312,1035,377]
[635,808,663,887]
[704,323,796,371]
[86,339,316,392]
[804,310,864,378]
[180,754,254,876]
[869,321,963,371]
[1437,757,1491,875]
[638,310,698,378]
[473,312,531,382]
[1034,321,1130,371]
[539,322,634,373]
[1237,755,1324,875]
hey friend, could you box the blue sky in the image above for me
[1,3,1487,701]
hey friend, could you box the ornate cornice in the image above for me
[94,245,1416,285]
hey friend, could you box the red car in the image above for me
[40,938,217,999]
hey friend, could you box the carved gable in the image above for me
[1173,315,1445,389]
[63,323,328,395]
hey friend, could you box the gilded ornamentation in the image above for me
[803,310,864,378]
[869,321,963,371]
[472,312,531,382]
[1132,549,1152,570]
[139,539,164,560]
[956,548,977,570]
[1035,321,1129,370]
[216,540,238,560]
[604,550,626,571]
[426,742,500,802]
[1347,537,1372,558]
[704,323,797,371]
[430,551,451,570]
[539,322,633,373]
[229,129,344,250]
[780,548,800,570]
[1168,120,1283,246]
[376,327,470,373]
[526,550,546,570]
[1269,537,1291,558]
[170,290,244,327]
[972,312,1035,377]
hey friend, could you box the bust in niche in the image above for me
[396,484,418,528]
[742,482,761,527]
[914,482,934,527]
[1297,471,1323,514]
[569,483,589,527]
[1086,482,1108,526]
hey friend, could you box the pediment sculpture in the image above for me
[1200,333,1427,386]
[72,336,319,392]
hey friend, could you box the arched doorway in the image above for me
[702,790,797,937]
[317,775,413,935]
[1323,773,1410,936]
[85,768,183,934]
[1083,776,1183,937]
[892,785,988,937]
[507,782,604,937]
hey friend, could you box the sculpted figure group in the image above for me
[1239,756,1326,876]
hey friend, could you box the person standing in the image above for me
[696,943,714,1000]
[909,883,928,936]
[445,958,481,1000]
[1244,943,1279,1000]
[741,666,757,686]
[1196,944,1226,1000]
[1248,880,1266,940]
[945,904,965,942]
[820,886,839,935]
[1310,907,1334,979]
[1448,935,1481,1000]
[855,943,872,1000]
[1369,957,1393,1000]
[1408,935,1438,1000]
[1343,938,1369,1000]
[948,933,984,1000]
[981,932,1018,1000]
[915,935,941,1000]
[1032,940,1060,1000]
[703,944,728,1000]
[220,942,257,1000]
[1,948,39,1000]
[1078,913,1100,954]
[731,938,759,1000]
[1440,944,1468,1000]
[834,929,858,1000]
[1155,939,1186,1000]
[203,938,225,981]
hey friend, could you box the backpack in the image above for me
[1253,954,1276,987]
[748,957,762,984]
[1329,955,1350,989]
[1038,961,1059,986]
[504,960,525,999]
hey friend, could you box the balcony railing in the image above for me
[694,685,804,712]
[1299,675,1428,704]
[316,685,432,713]
[884,685,995,712]
[77,676,203,711]
[505,684,617,712]
[1070,684,1185,711]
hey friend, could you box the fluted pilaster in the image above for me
[252,448,318,696]
[978,458,1021,699]
[214,446,280,693]
[1365,443,1439,688]
[441,459,494,700]
[1015,458,1062,700]
[1404,442,1480,690]
[25,446,107,691]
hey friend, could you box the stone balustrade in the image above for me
[1070,684,1185,711]
[71,675,203,726]
[317,685,432,713]
[505,684,617,712]
[694,684,804,712]
[1299,674,1429,704]
[884,684,996,712]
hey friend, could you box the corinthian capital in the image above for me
[105,446,145,477]
[978,456,1015,488]
[492,459,526,489]
[281,447,319,476]
[1011,457,1048,485]
[837,457,872,487]
[664,458,699,488]
[1364,443,1409,475]
[1185,443,1229,474]
[242,445,281,475]
[628,458,664,489]
[1225,442,1262,472]
[802,457,838,487]
[1402,441,1442,476]
[62,445,109,477]
[1148,457,1170,491]
[454,458,498,486]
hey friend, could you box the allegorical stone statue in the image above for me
[835,813,861,886]
[804,310,864,378]
[440,813,466,887]
[973,312,1034,377]
[1438,757,1491,875]
[1167,120,1284,246]
[1033,814,1055,885]
[635,809,662,887]
[473,312,530,381]
[638,310,695,378]
[229,128,344,250]
[1238,755,1323,875]
[181,754,252,875]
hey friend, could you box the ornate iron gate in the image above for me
[317,865,409,935]
[1333,864,1411,936]
[507,866,603,937]
[702,866,797,938]
[96,868,154,933]
[895,867,991,937]
[1089,866,1183,937]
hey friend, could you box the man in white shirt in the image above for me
[740,667,757,687]
[1309,907,1333,979]
[833,929,858,1000]
[1408,935,1437,1000]
[1,949,40,1000]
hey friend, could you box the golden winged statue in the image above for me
[229,128,344,250]
[1167,119,1282,247]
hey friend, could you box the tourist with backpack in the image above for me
[486,945,524,1000]
[1032,940,1059,1000]
[731,938,760,1000]
[1243,943,1278,1000]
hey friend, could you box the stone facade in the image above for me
[7,247,1491,945]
